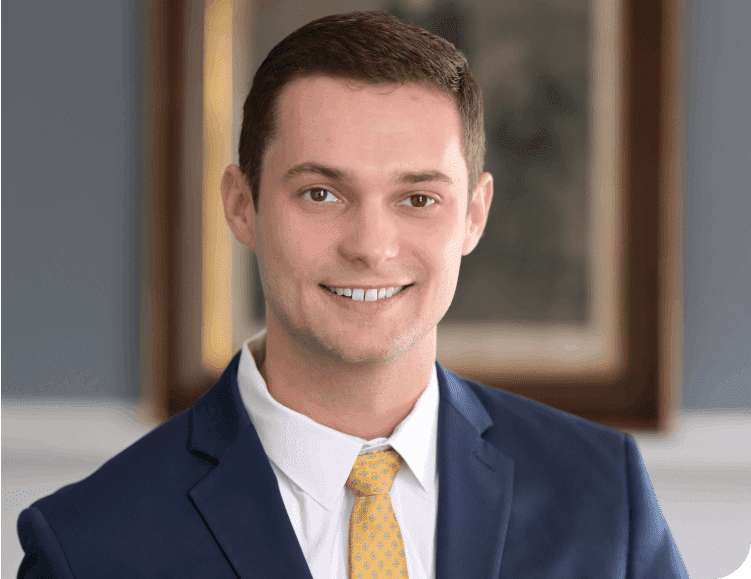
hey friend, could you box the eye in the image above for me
[302,187,339,203]
[398,194,435,208]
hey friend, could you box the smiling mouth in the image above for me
[320,284,413,302]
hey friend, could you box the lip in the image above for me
[319,283,412,307]
[321,283,413,290]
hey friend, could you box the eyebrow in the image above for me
[282,162,454,186]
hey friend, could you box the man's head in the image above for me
[222,12,493,366]
[238,11,486,213]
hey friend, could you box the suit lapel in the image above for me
[186,354,313,579]
[183,355,514,579]
[434,363,515,579]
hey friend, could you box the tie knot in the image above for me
[346,449,403,496]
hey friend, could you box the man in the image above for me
[17,11,687,578]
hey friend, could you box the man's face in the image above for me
[243,76,491,366]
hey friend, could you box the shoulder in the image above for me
[17,409,216,576]
[438,367,688,577]
[29,353,247,524]
[442,367,628,449]
[30,408,204,522]
[439,366,632,488]
[476,377,625,443]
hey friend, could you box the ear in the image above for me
[221,164,256,249]
[462,171,494,255]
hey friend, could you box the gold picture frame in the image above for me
[143,0,683,430]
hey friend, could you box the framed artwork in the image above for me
[144,0,683,430]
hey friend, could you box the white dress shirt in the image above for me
[236,330,439,579]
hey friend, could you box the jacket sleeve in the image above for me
[17,507,76,579]
[624,434,689,578]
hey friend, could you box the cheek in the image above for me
[270,210,337,277]
[431,241,465,325]
[439,242,463,280]
[432,246,462,307]
[423,218,465,282]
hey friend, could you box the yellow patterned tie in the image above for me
[346,450,409,579]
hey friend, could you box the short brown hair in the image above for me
[238,11,485,212]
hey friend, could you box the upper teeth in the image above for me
[327,286,406,301]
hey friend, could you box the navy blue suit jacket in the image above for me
[18,354,687,578]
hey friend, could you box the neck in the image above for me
[258,320,436,440]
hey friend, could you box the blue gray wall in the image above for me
[2,1,143,398]
[2,0,749,407]
[682,0,751,408]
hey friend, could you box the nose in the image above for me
[338,201,399,269]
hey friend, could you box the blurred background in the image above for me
[2,0,750,577]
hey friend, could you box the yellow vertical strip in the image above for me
[203,0,233,371]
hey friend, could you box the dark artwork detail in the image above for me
[390,0,590,323]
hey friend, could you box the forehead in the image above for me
[265,76,466,183]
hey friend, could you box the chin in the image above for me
[310,327,418,366]
[338,324,431,365]
[321,337,402,366]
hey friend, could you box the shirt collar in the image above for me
[236,329,439,510]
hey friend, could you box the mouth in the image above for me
[319,284,414,303]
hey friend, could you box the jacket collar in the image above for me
[185,354,514,579]
[187,352,313,579]
[435,362,515,579]
[187,353,249,461]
